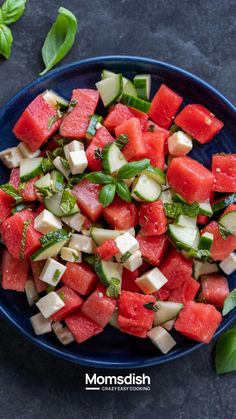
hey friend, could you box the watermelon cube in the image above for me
[168,277,200,303]
[121,268,141,293]
[0,189,14,224]
[86,126,114,171]
[65,311,103,344]
[21,177,39,202]
[160,247,193,289]
[127,106,148,130]
[1,249,29,291]
[81,284,116,327]
[52,286,83,321]
[202,221,236,261]
[30,260,46,293]
[212,154,236,192]
[174,301,222,343]
[137,233,168,266]
[60,89,99,139]
[72,179,103,222]
[139,201,167,236]
[13,94,62,151]
[103,196,138,230]
[200,274,229,309]
[96,239,118,261]
[61,262,97,295]
[148,84,183,129]
[104,103,134,132]
[142,131,166,169]
[115,117,147,161]
[9,168,20,188]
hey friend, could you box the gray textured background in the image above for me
[0,0,236,418]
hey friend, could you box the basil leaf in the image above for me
[215,327,236,374]
[0,183,22,203]
[85,172,114,185]
[0,0,26,25]
[60,189,76,214]
[0,24,12,58]
[143,302,158,312]
[218,224,232,240]
[115,134,129,150]
[39,229,68,247]
[106,278,120,298]
[222,288,236,316]
[40,7,77,75]
[99,184,116,207]
[116,180,131,203]
[164,202,200,220]
[117,159,150,180]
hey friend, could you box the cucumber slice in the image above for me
[101,70,116,79]
[91,227,124,245]
[143,166,166,185]
[219,210,236,234]
[51,170,64,192]
[160,189,173,204]
[31,239,68,261]
[45,191,79,217]
[96,74,123,107]
[132,174,161,202]
[121,93,151,113]
[42,90,69,111]
[133,74,151,100]
[20,157,43,182]
[109,308,119,329]
[102,143,127,173]
[176,215,197,229]
[85,114,103,140]
[101,70,137,97]
[153,301,183,326]
[199,199,213,217]
[212,194,236,213]
[95,260,123,287]
[193,260,219,280]
[199,232,213,250]
[34,173,51,190]
[168,224,200,250]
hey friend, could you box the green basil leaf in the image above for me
[116,180,131,203]
[215,327,236,374]
[222,288,236,316]
[106,278,120,298]
[40,7,77,75]
[99,184,116,207]
[218,224,233,240]
[115,134,129,150]
[0,24,12,59]
[60,189,76,214]
[39,229,68,247]
[0,0,26,25]
[117,159,150,179]
[85,172,114,185]
[0,183,22,203]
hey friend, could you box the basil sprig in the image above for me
[116,180,132,203]
[215,327,236,374]
[98,184,116,208]
[117,159,150,180]
[222,288,236,316]
[40,7,77,75]
[0,0,27,59]
[86,172,114,185]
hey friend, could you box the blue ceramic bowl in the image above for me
[0,56,235,369]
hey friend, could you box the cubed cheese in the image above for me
[68,150,88,175]
[64,140,84,160]
[123,250,143,272]
[52,321,75,345]
[60,247,82,263]
[53,156,70,179]
[115,232,139,261]
[168,131,193,156]
[135,267,168,294]
[220,252,236,275]
[0,146,22,168]
[34,209,62,234]
[39,258,67,286]
[69,234,94,254]
[25,279,39,307]
[17,142,41,158]
[147,326,176,354]
[30,312,52,335]
[62,212,86,232]
[36,291,65,319]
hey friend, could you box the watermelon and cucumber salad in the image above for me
[0,70,235,355]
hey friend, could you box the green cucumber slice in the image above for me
[51,170,64,192]
[20,157,43,182]
[212,194,236,213]
[85,114,103,140]
[199,232,214,251]
[154,301,183,326]
[101,70,137,97]
[168,224,200,250]
[34,173,51,189]
[133,74,151,100]
[193,260,219,280]
[219,210,236,234]
[199,199,213,216]
[132,174,161,202]
[143,165,166,185]
[102,142,127,173]
[95,260,123,287]
[96,74,123,107]
[45,191,79,217]
[121,93,151,113]
[176,215,197,229]
[31,239,68,261]
[42,90,69,111]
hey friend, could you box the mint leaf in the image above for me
[117,159,150,180]
[116,180,131,203]
[98,184,116,207]
[222,288,236,316]
[85,172,114,185]
[215,327,236,374]
[60,189,76,214]
[52,269,61,283]
[106,278,120,298]
[42,157,54,173]
[39,229,68,247]
[120,252,132,263]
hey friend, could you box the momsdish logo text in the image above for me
[85,373,151,391]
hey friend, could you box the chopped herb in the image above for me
[106,278,120,298]
[42,157,54,173]
[11,202,28,214]
[147,124,155,132]
[60,189,76,214]
[72,252,79,262]
[170,123,180,134]
[188,248,210,261]
[94,148,102,160]
[144,302,158,312]
[219,224,232,240]
[120,252,132,263]
[36,187,52,198]
[60,157,69,169]
[47,147,64,160]
[115,134,129,150]
[68,99,78,112]
[0,183,22,203]
[20,219,32,260]
[39,229,68,247]
[48,110,61,129]
[46,285,55,293]
[83,254,99,267]
[67,174,85,188]
[58,291,65,301]
[54,136,72,147]
[164,202,200,220]
[222,288,236,316]
[52,269,61,283]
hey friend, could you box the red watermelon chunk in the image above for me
[13,94,62,151]
[1,209,42,260]
[137,233,168,266]
[65,311,103,344]
[60,89,99,139]
[86,126,114,171]
[121,268,141,293]
[96,240,118,261]
[81,284,116,327]
[115,117,147,161]
[72,179,103,222]
[21,177,39,202]
[142,131,165,169]
[160,247,193,290]
[30,260,46,293]
[148,84,183,129]
[212,154,236,192]
[127,106,148,130]
[9,168,20,188]
[168,277,200,303]
[103,196,138,230]
[104,104,148,133]
[62,262,97,295]
[167,156,214,204]
[200,274,229,309]
[139,201,167,236]
[202,221,236,261]
[1,249,29,291]
[174,301,222,343]
[52,286,83,321]
[0,190,14,224]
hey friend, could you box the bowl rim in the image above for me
[0,55,236,369]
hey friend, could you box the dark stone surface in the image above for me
[0,0,235,418]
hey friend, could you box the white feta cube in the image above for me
[0,146,22,168]
[115,232,139,261]
[122,250,143,272]
[52,321,75,345]
[69,234,94,254]
[53,156,70,179]
[64,140,84,160]
[25,279,39,307]
[17,142,41,158]
[39,258,67,286]
[220,252,236,275]
[68,150,88,175]
[62,212,86,232]
[34,209,62,234]
[168,131,193,156]
[135,267,168,294]
[60,247,82,263]
[36,291,65,319]
[147,326,176,354]
[30,312,52,335]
